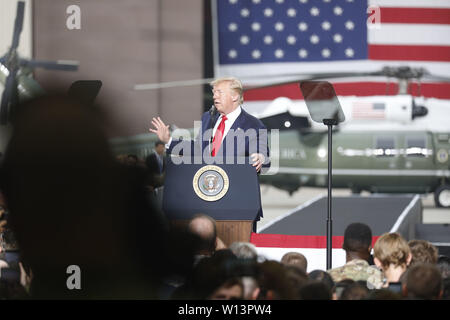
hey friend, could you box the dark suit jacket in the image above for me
[145,152,166,188]
[167,108,270,221]
[167,108,270,166]
[145,152,165,175]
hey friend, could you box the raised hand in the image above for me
[149,117,171,144]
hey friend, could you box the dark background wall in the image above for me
[33,0,204,137]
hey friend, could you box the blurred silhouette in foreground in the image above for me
[0,94,194,299]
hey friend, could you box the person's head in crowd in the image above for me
[334,279,356,300]
[256,261,297,300]
[187,214,217,257]
[155,140,165,156]
[281,252,308,273]
[229,242,258,260]
[299,281,331,300]
[408,239,438,266]
[126,154,138,166]
[403,263,443,300]
[219,254,260,300]
[373,232,412,283]
[437,255,450,279]
[327,223,384,290]
[208,277,244,300]
[181,249,238,299]
[308,270,335,295]
[342,223,373,262]
[339,281,369,300]
[0,95,170,298]
[284,265,308,299]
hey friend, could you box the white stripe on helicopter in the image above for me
[276,167,450,177]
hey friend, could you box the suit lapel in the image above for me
[230,110,246,132]
[222,109,247,156]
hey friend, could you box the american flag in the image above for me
[212,0,450,105]
[351,101,385,119]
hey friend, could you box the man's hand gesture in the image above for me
[149,117,171,144]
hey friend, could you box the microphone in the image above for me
[209,105,217,152]
[209,105,216,116]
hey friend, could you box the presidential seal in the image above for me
[193,165,229,201]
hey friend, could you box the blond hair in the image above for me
[210,77,244,104]
[373,232,411,269]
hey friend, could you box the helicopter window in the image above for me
[437,134,449,142]
[375,137,396,157]
[406,137,428,157]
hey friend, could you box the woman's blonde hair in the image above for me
[210,77,244,104]
[373,232,411,268]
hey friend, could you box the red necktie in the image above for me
[211,115,227,156]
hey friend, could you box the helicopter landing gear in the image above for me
[434,185,450,208]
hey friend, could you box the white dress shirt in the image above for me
[212,106,242,144]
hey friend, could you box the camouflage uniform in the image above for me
[327,259,384,289]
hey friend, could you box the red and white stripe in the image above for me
[368,0,450,63]
[218,0,450,101]
[351,101,385,119]
[250,233,381,272]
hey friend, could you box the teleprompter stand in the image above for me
[300,81,345,270]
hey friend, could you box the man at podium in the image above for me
[149,76,270,228]
[150,77,269,172]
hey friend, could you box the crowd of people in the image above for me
[163,216,450,300]
[0,94,449,300]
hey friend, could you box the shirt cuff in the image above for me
[165,137,173,149]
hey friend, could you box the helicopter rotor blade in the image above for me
[421,74,450,83]
[133,70,391,92]
[131,66,448,95]
[134,78,215,90]
[243,68,450,91]
[20,59,79,71]
[11,1,25,51]
[242,72,384,91]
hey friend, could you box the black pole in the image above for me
[324,119,336,270]
[299,80,345,270]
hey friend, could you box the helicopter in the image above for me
[256,91,450,208]
[0,1,79,150]
[129,65,450,208]
[235,67,450,208]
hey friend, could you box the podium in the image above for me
[162,156,262,246]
